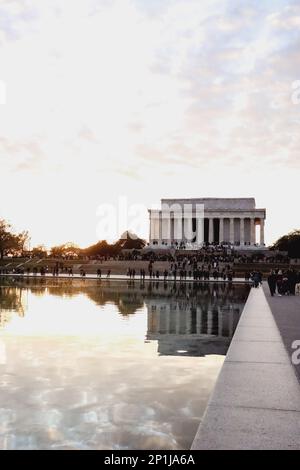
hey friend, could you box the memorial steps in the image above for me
[232,262,291,277]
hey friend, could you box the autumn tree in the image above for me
[83,240,118,257]
[0,219,29,259]
[50,242,80,258]
[62,242,80,258]
[31,245,48,258]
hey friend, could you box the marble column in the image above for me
[149,212,152,243]
[219,218,224,244]
[196,217,204,246]
[174,217,182,241]
[240,217,245,247]
[208,218,214,244]
[185,217,193,242]
[162,213,171,244]
[250,218,256,245]
[229,218,234,245]
[158,212,162,245]
[260,218,265,246]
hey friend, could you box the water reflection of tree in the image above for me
[0,285,25,327]
[0,276,250,320]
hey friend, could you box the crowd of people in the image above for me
[1,263,300,292]
[127,246,236,264]
[267,269,300,296]
[0,262,70,277]
[0,244,294,268]
[237,253,290,264]
[123,246,291,265]
[96,269,111,278]
[1,245,299,290]
[126,259,236,282]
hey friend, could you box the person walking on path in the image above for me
[267,271,277,297]
[251,271,260,288]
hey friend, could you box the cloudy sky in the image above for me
[0,0,299,248]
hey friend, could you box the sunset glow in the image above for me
[1,0,300,247]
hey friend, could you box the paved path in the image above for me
[192,286,300,449]
[263,282,300,383]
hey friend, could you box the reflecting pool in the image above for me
[0,278,250,450]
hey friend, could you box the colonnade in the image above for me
[150,214,265,246]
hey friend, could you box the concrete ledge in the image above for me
[192,287,300,450]
[0,273,251,284]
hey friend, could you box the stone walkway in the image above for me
[192,286,300,450]
[263,282,300,383]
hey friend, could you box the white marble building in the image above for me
[148,198,266,249]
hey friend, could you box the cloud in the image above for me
[0,137,44,172]
[1,0,298,172]
[0,0,299,245]
[267,4,300,30]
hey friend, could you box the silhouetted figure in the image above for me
[267,271,277,296]
[252,272,260,288]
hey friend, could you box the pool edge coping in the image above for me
[191,285,300,450]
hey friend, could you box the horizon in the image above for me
[3,205,296,251]
[1,0,300,248]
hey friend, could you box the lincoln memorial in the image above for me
[148,198,266,249]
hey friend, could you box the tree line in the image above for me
[1,217,300,259]
[0,219,146,259]
[271,229,300,259]
[0,219,29,260]
[45,234,146,259]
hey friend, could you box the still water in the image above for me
[0,278,250,450]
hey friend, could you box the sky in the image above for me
[0,0,300,248]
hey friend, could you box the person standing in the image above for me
[267,271,277,296]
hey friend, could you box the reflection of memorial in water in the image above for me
[0,278,250,355]
[145,283,249,357]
